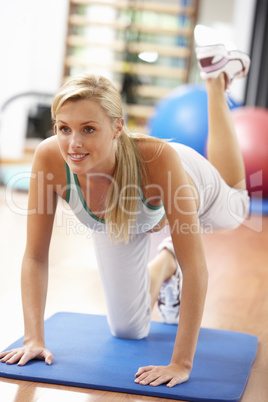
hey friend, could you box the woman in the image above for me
[0,43,250,388]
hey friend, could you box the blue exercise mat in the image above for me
[0,313,258,402]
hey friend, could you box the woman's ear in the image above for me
[113,118,124,139]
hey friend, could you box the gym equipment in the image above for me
[149,84,241,157]
[232,107,268,198]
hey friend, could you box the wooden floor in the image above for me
[0,187,268,402]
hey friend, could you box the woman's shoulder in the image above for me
[132,133,180,166]
[35,135,60,158]
[29,136,68,198]
[32,136,62,167]
[132,134,183,188]
[32,136,66,186]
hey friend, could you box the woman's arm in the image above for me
[135,143,208,387]
[0,140,59,366]
[166,146,208,376]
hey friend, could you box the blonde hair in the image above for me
[52,74,151,244]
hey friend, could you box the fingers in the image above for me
[167,377,180,388]
[135,364,190,388]
[135,366,164,386]
[17,349,54,366]
[140,373,169,387]
[0,351,8,359]
[17,350,37,366]
[135,365,155,377]
[0,347,54,367]
[0,350,12,360]
[0,350,23,365]
[0,349,35,366]
[166,373,189,388]
[44,350,54,366]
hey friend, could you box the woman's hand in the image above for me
[0,346,53,366]
[135,362,190,388]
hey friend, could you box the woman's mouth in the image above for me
[68,153,89,162]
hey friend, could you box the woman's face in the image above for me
[55,99,123,176]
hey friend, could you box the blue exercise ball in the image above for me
[149,84,241,156]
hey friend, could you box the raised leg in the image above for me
[206,74,246,190]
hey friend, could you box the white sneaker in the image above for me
[194,25,250,89]
[157,266,182,324]
[195,44,250,88]
[157,237,182,324]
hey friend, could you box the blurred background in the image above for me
[0,0,265,163]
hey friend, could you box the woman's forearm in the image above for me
[21,255,49,346]
[170,263,208,369]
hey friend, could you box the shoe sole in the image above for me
[196,45,250,84]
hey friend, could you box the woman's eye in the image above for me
[59,126,70,133]
[84,126,94,133]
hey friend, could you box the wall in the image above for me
[0,0,257,159]
[0,0,69,159]
[195,0,256,103]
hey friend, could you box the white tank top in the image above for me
[65,163,166,234]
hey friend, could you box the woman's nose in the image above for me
[70,131,83,148]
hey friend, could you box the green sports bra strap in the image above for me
[65,162,71,203]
